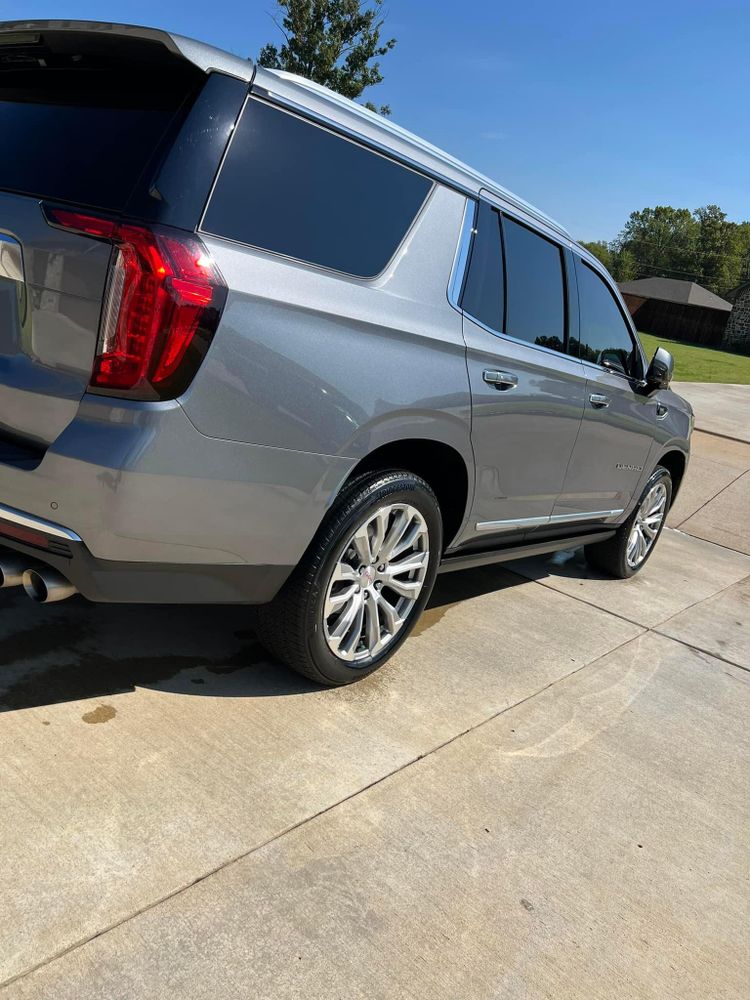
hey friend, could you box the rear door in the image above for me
[459,199,586,537]
[0,27,211,446]
[555,255,656,518]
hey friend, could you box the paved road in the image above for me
[0,430,748,998]
[673,381,750,443]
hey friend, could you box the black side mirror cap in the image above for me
[646,347,674,391]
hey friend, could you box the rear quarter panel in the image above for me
[181,184,472,467]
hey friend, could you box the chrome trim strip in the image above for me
[476,509,624,532]
[476,515,552,532]
[447,199,476,311]
[0,503,82,542]
[0,233,24,283]
[549,509,624,523]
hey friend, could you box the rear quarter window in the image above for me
[202,99,434,278]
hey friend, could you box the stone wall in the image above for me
[723,286,750,353]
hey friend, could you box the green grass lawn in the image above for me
[638,332,750,384]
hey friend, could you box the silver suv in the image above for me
[0,21,692,684]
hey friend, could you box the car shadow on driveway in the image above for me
[0,556,570,713]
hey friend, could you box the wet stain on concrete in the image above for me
[412,567,521,637]
[411,601,459,637]
[0,641,268,713]
[82,704,117,725]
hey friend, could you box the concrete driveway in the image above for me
[1,423,748,997]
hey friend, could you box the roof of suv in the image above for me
[0,19,571,242]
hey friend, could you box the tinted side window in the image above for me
[203,100,433,277]
[460,201,504,331]
[503,217,566,352]
[574,260,637,376]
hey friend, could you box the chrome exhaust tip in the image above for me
[0,554,26,589]
[22,567,78,604]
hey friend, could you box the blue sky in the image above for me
[2,0,747,240]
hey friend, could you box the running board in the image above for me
[438,530,616,575]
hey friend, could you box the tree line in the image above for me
[580,206,750,296]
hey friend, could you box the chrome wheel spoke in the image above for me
[376,592,402,634]
[379,510,412,562]
[364,599,382,654]
[325,583,358,617]
[384,577,422,599]
[352,524,373,566]
[331,562,359,584]
[329,592,364,655]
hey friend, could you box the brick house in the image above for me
[723,280,750,352]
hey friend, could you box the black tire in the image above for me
[254,470,443,686]
[584,466,672,579]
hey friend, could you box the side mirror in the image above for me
[645,347,673,391]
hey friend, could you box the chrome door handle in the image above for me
[483,369,518,390]
[656,402,669,419]
[589,393,610,409]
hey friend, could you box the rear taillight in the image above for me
[44,206,227,400]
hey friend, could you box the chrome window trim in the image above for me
[449,197,580,366]
[0,233,24,283]
[0,502,82,542]
[199,94,436,283]
[447,198,476,312]
[476,509,624,532]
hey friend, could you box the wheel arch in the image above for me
[338,438,473,550]
[658,449,687,502]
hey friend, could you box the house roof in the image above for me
[618,277,732,312]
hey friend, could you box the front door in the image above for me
[555,255,656,519]
[456,199,586,540]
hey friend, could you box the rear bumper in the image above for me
[0,533,291,604]
[0,395,355,604]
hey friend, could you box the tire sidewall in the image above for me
[304,473,442,685]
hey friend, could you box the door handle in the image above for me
[589,393,610,409]
[483,369,518,390]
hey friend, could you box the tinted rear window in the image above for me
[0,35,201,211]
[460,200,504,331]
[502,216,566,352]
[202,99,433,277]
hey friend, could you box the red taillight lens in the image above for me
[44,207,227,400]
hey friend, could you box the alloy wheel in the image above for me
[626,482,668,569]
[323,502,430,663]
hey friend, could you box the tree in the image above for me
[258,0,396,115]
[694,204,734,293]
[579,240,612,270]
[611,246,637,282]
[616,206,699,282]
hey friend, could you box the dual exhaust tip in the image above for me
[0,556,78,604]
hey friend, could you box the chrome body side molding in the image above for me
[476,509,625,532]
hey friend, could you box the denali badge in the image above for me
[616,463,643,471]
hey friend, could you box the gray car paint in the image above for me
[0,20,692,604]
[0,193,110,447]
